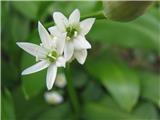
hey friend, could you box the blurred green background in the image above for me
[1,1,160,120]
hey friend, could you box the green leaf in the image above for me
[140,71,160,107]
[21,31,46,99]
[1,60,18,88]
[11,14,29,42]
[12,1,39,20]
[13,88,71,120]
[2,89,16,120]
[43,1,103,21]
[85,56,140,111]
[88,8,159,52]
[81,78,105,102]
[37,103,72,120]
[84,96,159,120]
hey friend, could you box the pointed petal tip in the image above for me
[16,42,22,45]
[21,71,27,75]
[47,86,52,91]
[16,42,25,48]
[16,42,21,46]
[21,72,25,75]
[21,68,32,75]
[38,21,43,28]
[74,8,80,13]
[87,43,92,49]
[80,62,85,65]
[38,21,45,31]
[74,49,87,65]
[53,12,60,17]
[92,18,96,23]
[53,12,65,20]
[78,60,85,65]
[48,26,52,32]
[47,80,54,91]
[38,21,41,25]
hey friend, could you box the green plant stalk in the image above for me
[81,10,106,20]
[65,64,80,119]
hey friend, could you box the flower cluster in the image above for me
[17,9,95,90]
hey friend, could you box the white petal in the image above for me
[46,64,57,90]
[73,36,91,50]
[16,42,47,58]
[56,33,67,54]
[80,18,95,35]
[38,21,52,49]
[22,60,49,75]
[74,49,87,64]
[56,57,66,67]
[69,9,80,25]
[48,26,61,37]
[64,41,74,61]
[53,12,68,32]
[48,26,66,54]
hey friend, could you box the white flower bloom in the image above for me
[49,9,95,64]
[55,73,67,88]
[44,91,63,104]
[16,21,67,90]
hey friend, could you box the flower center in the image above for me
[66,26,79,40]
[47,50,58,62]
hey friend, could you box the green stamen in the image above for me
[66,25,79,40]
[47,51,58,62]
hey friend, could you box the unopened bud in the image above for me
[55,73,67,88]
[44,91,63,105]
[103,1,153,22]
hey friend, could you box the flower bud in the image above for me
[103,1,153,22]
[55,73,67,88]
[44,91,63,105]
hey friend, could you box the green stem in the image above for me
[65,64,80,119]
[81,10,106,20]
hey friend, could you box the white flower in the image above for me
[16,21,66,90]
[44,91,63,104]
[55,73,67,88]
[49,9,95,64]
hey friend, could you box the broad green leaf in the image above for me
[88,8,159,52]
[13,88,47,120]
[81,79,105,102]
[11,14,29,42]
[1,2,19,62]
[84,96,159,120]
[72,66,88,88]
[37,103,72,120]
[1,60,18,88]
[1,2,9,31]
[85,56,140,111]
[2,89,16,120]
[13,88,71,120]
[140,71,160,107]
[21,31,46,99]
[12,1,40,20]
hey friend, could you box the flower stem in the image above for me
[65,64,80,119]
[80,10,106,20]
